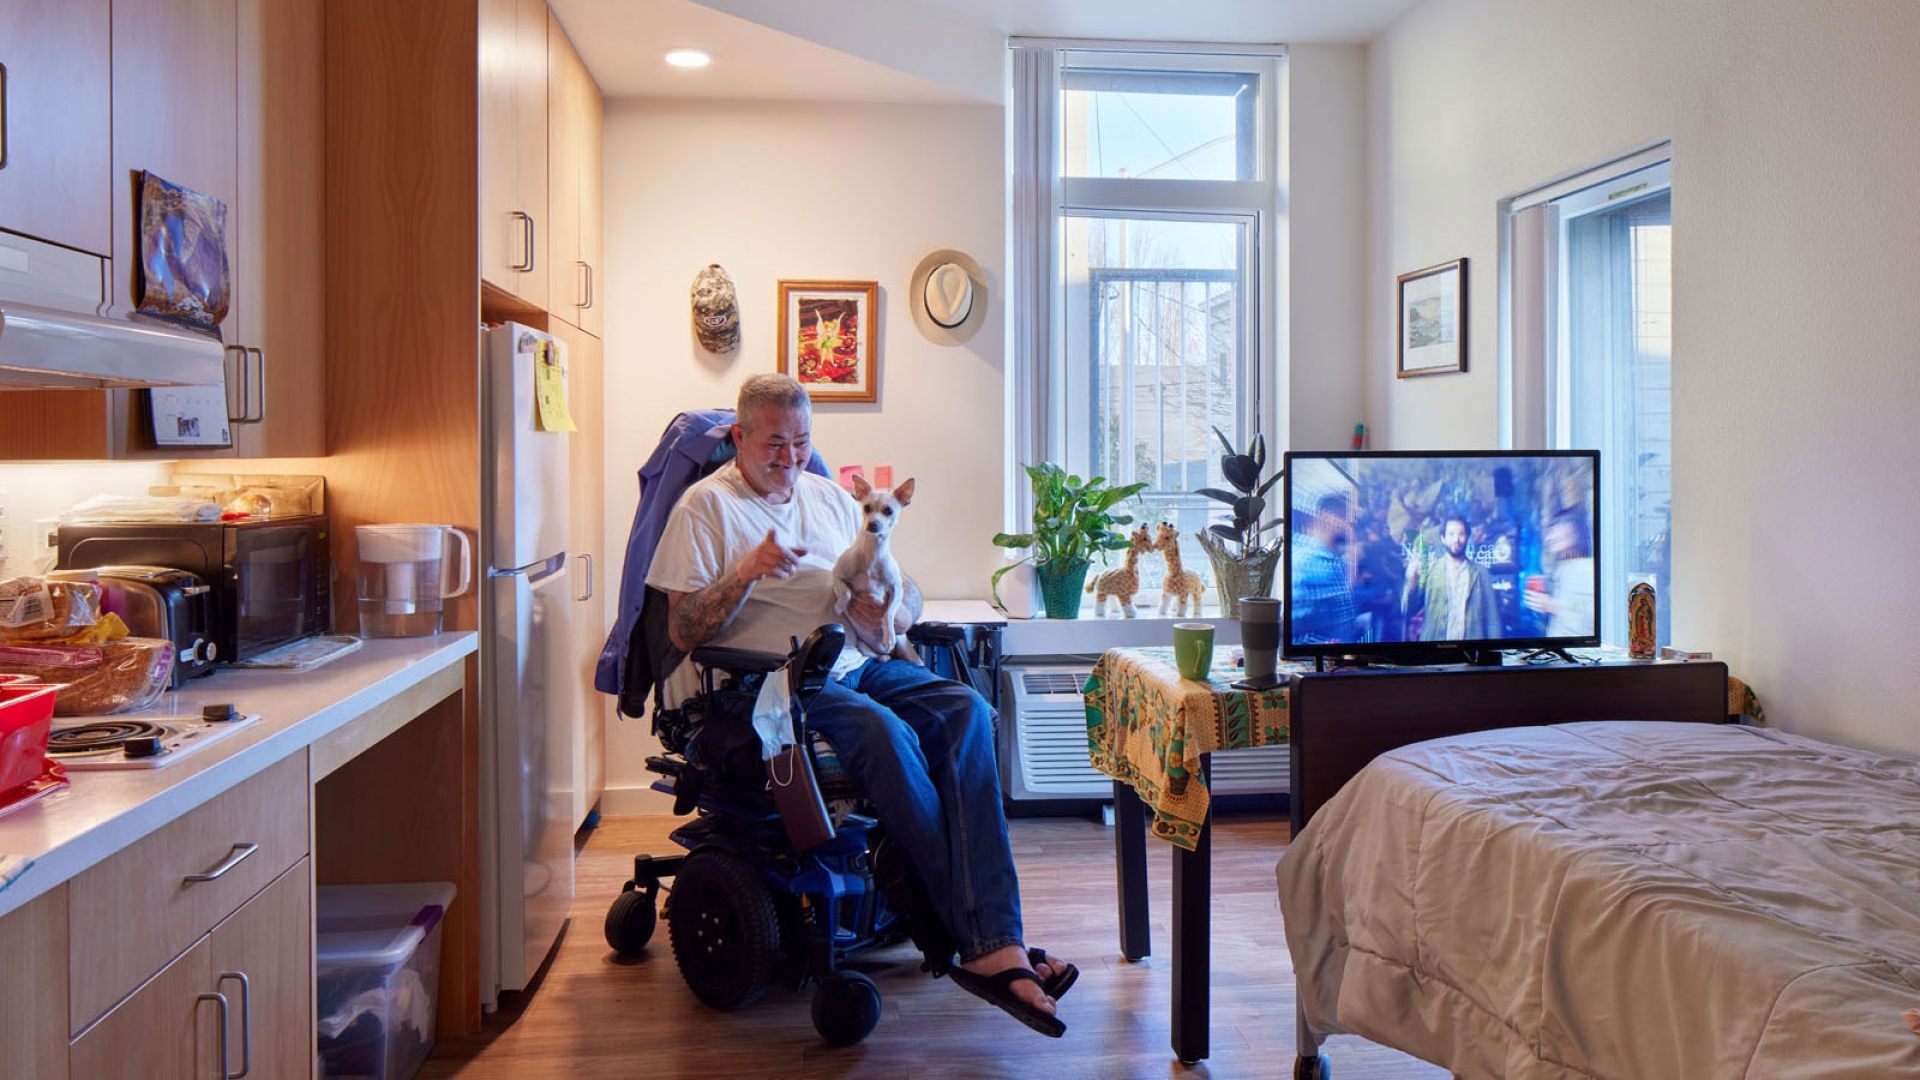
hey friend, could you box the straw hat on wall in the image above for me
[908,249,987,345]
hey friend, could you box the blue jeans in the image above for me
[805,658,1021,963]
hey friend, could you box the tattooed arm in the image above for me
[665,527,807,653]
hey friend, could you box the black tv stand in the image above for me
[1519,647,1583,665]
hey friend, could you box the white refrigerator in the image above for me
[479,322,577,1007]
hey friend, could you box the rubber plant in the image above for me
[1195,427,1285,615]
[991,462,1148,614]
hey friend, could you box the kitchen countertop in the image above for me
[0,631,477,919]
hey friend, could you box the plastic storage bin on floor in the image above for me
[316,881,456,1080]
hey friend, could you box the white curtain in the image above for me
[1009,45,1058,522]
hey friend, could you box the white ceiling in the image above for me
[897,0,1425,46]
[547,0,972,103]
[549,0,1426,104]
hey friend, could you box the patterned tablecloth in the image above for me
[1083,646,1307,850]
[1083,645,1766,852]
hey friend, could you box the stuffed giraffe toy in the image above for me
[1086,524,1153,617]
[1155,522,1208,617]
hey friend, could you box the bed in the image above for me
[1277,665,1920,1079]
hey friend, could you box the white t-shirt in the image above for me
[646,463,864,701]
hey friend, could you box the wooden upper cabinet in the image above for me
[547,13,603,336]
[111,0,239,320]
[0,0,112,257]
[479,0,548,307]
[546,12,582,329]
[233,0,326,457]
[579,52,603,338]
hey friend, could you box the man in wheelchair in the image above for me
[643,374,1073,1038]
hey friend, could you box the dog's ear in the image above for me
[893,477,915,506]
[851,473,872,498]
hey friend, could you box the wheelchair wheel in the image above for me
[811,971,882,1047]
[605,886,657,955]
[667,850,780,1011]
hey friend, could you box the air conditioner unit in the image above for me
[999,665,1107,802]
[998,662,1289,804]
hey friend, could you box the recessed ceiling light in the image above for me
[665,48,711,69]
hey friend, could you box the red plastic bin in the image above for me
[0,683,60,793]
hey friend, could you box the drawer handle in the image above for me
[1,62,10,171]
[197,992,230,1079]
[184,842,258,884]
[218,971,252,1078]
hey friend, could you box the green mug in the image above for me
[1173,622,1215,681]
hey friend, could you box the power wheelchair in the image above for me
[602,586,991,1047]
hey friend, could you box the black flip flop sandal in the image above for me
[1028,947,1079,1000]
[946,966,1067,1038]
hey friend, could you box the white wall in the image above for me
[1368,0,1920,752]
[599,98,1006,807]
[0,463,174,576]
[1284,44,1369,451]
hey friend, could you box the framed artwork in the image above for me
[778,279,879,402]
[1396,258,1467,378]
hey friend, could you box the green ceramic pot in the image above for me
[1034,559,1092,620]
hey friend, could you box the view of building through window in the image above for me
[1047,55,1270,599]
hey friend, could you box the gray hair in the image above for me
[736,374,811,431]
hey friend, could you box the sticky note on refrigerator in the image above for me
[533,340,577,432]
[873,465,893,488]
[837,465,864,491]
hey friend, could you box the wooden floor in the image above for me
[422,810,1448,1080]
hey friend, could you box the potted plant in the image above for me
[1196,427,1285,617]
[992,462,1148,619]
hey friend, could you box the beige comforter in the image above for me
[1277,721,1920,1078]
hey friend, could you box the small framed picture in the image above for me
[1396,258,1467,378]
[777,280,879,403]
[148,386,232,448]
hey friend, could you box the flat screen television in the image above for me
[1281,450,1600,663]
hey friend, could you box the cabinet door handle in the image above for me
[243,347,265,423]
[223,345,248,423]
[578,261,594,310]
[184,842,258,883]
[509,210,535,272]
[525,212,537,273]
[576,552,594,602]
[197,992,231,1079]
[217,972,252,1078]
[1,62,10,171]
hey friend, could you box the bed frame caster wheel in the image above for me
[605,884,657,955]
[1294,1052,1332,1080]
[811,971,882,1046]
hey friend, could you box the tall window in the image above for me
[1505,150,1672,646]
[1013,45,1280,602]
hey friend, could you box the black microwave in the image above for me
[57,516,332,663]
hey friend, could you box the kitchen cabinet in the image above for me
[479,0,549,309]
[69,750,308,1032]
[0,0,325,462]
[550,318,607,825]
[0,885,69,1080]
[230,0,327,458]
[69,937,221,1080]
[546,14,604,336]
[208,859,314,1080]
[111,0,239,322]
[0,0,112,258]
[67,860,312,1080]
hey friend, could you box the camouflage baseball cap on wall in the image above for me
[691,263,740,353]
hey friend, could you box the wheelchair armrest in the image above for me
[689,645,788,674]
[906,621,967,647]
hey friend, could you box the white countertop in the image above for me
[0,632,477,919]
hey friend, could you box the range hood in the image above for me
[0,300,227,391]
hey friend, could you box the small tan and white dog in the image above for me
[833,474,917,660]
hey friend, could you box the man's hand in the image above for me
[737,528,808,583]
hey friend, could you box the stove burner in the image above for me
[48,721,170,755]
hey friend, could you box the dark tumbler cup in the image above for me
[1240,596,1281,685]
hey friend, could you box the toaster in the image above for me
[88,566,219,686]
